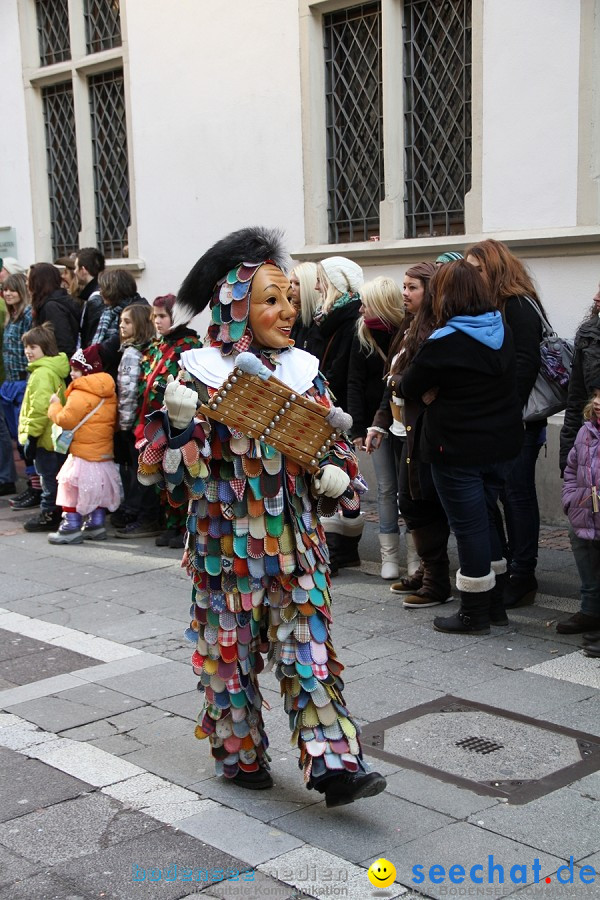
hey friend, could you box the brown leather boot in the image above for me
[402,519,453,609]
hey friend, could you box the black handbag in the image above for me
[521,296,573,422]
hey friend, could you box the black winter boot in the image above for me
[489,559,509,626]
[503,573,538,608]
[321,513,364,572]
[433,569,494,635]
[402,519,453,609]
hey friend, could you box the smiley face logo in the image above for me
[367,857,396,888]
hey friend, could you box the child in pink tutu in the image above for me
[47,345,122,544]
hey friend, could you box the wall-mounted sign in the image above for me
[0,227,17,257]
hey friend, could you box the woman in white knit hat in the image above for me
[313,256,365,573]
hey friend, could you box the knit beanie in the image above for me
[435,251,464,263]
[70,345,104,374]
[320,256,364,294]
[1,257,27,276]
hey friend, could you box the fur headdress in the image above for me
[171,227,289,355]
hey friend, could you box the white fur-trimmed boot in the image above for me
[379,533,400,580]
[433,569,494,635]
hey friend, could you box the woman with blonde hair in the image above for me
[347,276,405,578]
[290,262,320,352]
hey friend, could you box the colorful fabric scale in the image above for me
[139,366,365,782]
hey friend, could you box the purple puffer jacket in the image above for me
[562,419,600,540]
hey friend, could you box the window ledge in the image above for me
[292,226,600,264]
[105,257,145,273]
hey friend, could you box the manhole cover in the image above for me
[362,695,600,804]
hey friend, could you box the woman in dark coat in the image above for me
[314,256,364,571]
[400,260,523,635]
[466,239,545,608]
[28,263,80,359]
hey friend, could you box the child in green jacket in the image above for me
[17,323,69,531]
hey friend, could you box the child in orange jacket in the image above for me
[47,345,122,544]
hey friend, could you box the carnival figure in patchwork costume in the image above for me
[138,227,386,807]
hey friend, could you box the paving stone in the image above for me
[0,715,62,751]
[14,588,99,611]
[273,791,453,864]
[5,685,144,732]
[68,653,169,684]
[0,871,89,899]
[122,732,215,787]
[108,704,172,731]
[0,674,85,708]
[0,792,161,865]
[177,805,304,866]
[394,652,503,693]
[0,629,47,661]
[344,675,443,721]
[0,573,52,602]
[527,649,600,690]
[53,824,250,900]
[200,869,299,900]
[0,844,44,891]
[385,767,501,818]
[0,745,89,822]
[72,612,183,644]
[258,845,406,900]
[568,770,600,801]
[456,670,599,716]
[0,646,102,686]
[104,772,214,823]
[99,661,194,701]
[12,558,120,589]
[37,600,142,630]
[386,821,563,898]
[87,732,148,756]
[467,787,600,859]
[189,753,322,823]
[27,736,144,786]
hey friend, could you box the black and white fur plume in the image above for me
[171,226,289,329]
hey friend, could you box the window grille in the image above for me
[404,0,471,237]
[324,3,383,244]
[89,70,130,258]
[84,0,122,54]
[35,0,71,66]
[42,83,81,258]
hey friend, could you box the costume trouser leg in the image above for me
[190,575,363,782]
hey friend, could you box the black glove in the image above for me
[23,436,38,464]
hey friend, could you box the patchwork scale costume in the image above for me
[138,228,386,806]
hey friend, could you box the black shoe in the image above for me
[503,573,538,609]
[433,610,491,635]
[314,771,387,809]
[110,509,137,529]
[155,529,178,547]
[583,641,600,658]
[10,485,33,505]
[556,612,600,635]
[230,767,273,790]
[0,482,16,497]
[11,488,42,509]
[115,520,162,539]
[24,509,62,532]
[489,572,509,626]
[168,533,185,549]
[582,632,600,644]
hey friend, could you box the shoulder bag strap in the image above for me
[521,295,555,338]
[70,397,106,434]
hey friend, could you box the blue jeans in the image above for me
[431,461,511,578]
[371,434,400,534]
[568,529,600,617]
[502,424,545,577]
[34,447,63,512]
[0,406,16,485]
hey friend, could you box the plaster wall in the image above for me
[0,0,36,265]
[123,0,305,303]
[481,0,580,232]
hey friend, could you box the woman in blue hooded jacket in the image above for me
[400,260,523,635]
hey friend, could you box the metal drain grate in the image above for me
[456,736,504,755]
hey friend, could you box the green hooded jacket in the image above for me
[18,353,70,450]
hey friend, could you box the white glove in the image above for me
[313,464,350,498]
[163,374,198,430]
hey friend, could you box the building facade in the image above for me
[2,0,599,518]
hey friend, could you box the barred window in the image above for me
[89,70,130,258]
[84,0,122,54]
[35,0,71,66]
[324,3,383,244]
[25,1,131,260]
[404,0,472,237]
[41,83,81,257]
